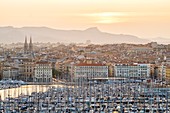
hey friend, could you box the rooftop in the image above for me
[75,63,106,66]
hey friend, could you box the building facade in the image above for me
[18,58,35,82]
[34,61,52,83]
[166,67,170,84]
[74,63,108,79]
[157,65,166,81]
[114,64,150,78]
[2,66,19,79]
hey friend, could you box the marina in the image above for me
[0,78,170,113]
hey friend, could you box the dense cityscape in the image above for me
[1,0,170,112]
[0,37,169,112]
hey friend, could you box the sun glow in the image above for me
[92,12,127,17]
[83,12,127,24]
[95,18,122,24]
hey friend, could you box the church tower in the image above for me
[29,36,33,53]
[24,36,28,54]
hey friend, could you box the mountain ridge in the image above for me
[0,26,159,44]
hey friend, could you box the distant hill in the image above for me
[151,37,170,44]
[0,26,151,44]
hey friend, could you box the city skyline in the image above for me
[1,1,170,112]
[0,0,170,39]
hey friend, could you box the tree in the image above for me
[52,68,62,79]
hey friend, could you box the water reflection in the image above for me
[0,84,64,100]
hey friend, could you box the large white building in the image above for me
[114,64,150,78]
[74,63,108,79]
[34,61,52,83]
[3,66,19,79]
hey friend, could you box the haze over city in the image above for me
[1,1,170,112]
[0,0,170,42]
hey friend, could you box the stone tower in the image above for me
[29,36,33,53]
[24,36,33,54]
[24,36,28,54]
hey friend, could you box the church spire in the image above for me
[29,36,33,53]
[30,36,32,44]
[24,36,28,54]
[25,36,27,44]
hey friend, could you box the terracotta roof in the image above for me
[75,63,106,66]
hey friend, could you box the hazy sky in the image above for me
[1,0,170,39]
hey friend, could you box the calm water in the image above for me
[0,84,64,100]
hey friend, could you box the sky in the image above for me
[0,0,170,39]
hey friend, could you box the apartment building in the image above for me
[34,61,52,83]
[74,63,108,79]
[3,66,19,79]
[114,63,150,78]
[18,58,35,82]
